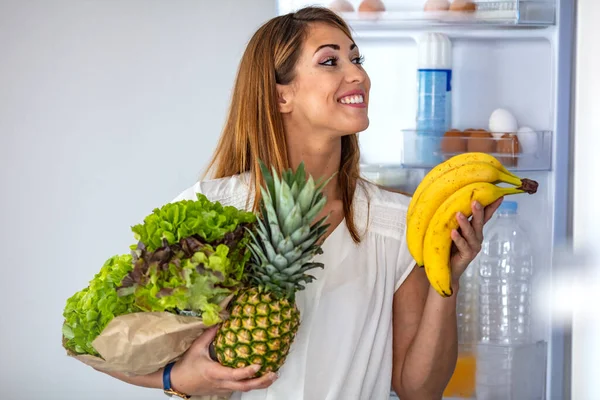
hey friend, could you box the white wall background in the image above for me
[0,1,275,399]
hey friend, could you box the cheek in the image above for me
[364,74,372,94]
[299,83,337,112]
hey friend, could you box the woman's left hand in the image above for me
[449,198,504,283]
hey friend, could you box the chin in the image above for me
[348,118,369,134]
[327,116,370,137]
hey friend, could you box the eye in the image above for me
[319,56,338,66]
[353,55,365,65]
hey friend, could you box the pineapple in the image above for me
[210,162,331,376]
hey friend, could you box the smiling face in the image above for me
[277,22,371,138]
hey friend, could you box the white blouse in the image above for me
[172,173,415,400]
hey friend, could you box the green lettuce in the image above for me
[119,233,251,326]
[131,193,256,252]
[62,194,257,356]
[62,254,138,356]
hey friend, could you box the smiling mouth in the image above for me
[338,94,364,105]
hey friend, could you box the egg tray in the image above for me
[398,129,552,171]
[283,0,556,27]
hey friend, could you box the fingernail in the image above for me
[251,364,261,373]
[270,372,279,381]
[456,212,465,220]
[473,201,482,210]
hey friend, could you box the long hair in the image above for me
[203,7,364,243]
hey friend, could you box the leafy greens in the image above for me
[62,193,257,356]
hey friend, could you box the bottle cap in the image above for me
[498,200,518,213]
[416,32,452,69]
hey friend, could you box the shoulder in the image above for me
[353,179,412,241]
[355,179,412,210]
[171,172,254,210]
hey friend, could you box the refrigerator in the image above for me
[276,1,573,399]
[570,1,600,400]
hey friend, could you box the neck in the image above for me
[283,119,343,202]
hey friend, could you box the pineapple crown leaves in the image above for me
[245,160,336,300]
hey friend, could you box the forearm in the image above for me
[96,368,163,390]
[397,284,459,399]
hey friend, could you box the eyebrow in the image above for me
[314,43,357,54]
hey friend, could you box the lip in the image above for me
[337,90,367,108]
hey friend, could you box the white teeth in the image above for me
[340,95,364,104]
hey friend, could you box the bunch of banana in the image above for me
[406,152,539,297]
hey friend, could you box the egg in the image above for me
[497,133,520,167]
[516,126,538,154]
[489,108,519,139]
[466,129,496,153]
[424,0,450,11]
[441,129,467,156]
[328,0,355,12]
[358,0,386,12]
[449,0,477,11]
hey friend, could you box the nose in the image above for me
[344,62,368,85]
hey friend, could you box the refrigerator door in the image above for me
[570,1,600,399]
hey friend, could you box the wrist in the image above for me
[163,361,191,399]
[451,279,460,293]
[428,284,459,303]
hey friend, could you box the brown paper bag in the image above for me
[67,312,211,374]
[64,297,233,400]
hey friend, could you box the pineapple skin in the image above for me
[214,287,300,376]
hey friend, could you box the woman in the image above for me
[104,6,501,400]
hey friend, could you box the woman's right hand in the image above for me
[170,325,278,396]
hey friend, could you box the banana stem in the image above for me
[518,178,539,194]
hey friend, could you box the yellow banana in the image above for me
[422,181,537,298]
[407,152,518,221]
[406,162,528,267]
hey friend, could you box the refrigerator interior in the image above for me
[276,0,572,399]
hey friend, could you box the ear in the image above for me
[276,83,294,114]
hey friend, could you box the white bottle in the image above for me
[415,33,453,166]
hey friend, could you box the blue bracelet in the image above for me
[162,362,190,399]
[163,362,176,391]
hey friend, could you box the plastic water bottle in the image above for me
[415,32,452,166]
[475,201,545,399]
[477,200,534,345]
[457,264,478,346]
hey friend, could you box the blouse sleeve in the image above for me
[170,181,202,203]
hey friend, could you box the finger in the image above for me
[221,372,278,393]
[470,201,485,242]
[189,325,219,352]
[456,212,480,251]
[483,197,504,224]
[207,363,263,381]
[450,229,473,261]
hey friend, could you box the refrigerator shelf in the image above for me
[400,129,552,170]
[277,1,556,29]
[360,164,423,193]
[360,129,552,184]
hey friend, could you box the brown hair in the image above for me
[203,7,364,243]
